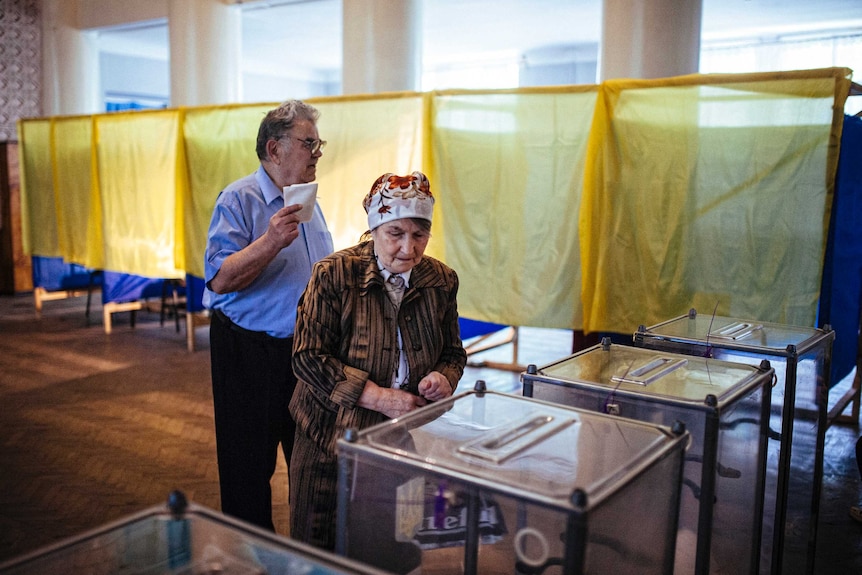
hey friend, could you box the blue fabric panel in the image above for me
[31,256,100,291]
[101,272,166,304]
[186,275,206,313]
[105,101,167,112]
[818,114,862,386]
[459,318,508,340]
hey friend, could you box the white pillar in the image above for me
[342,0,421,95]
[41,0,101,116]
[168,0,241,107]
[599,0,702,81]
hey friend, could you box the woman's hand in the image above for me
[357,380,428,419]
[418,371,453,402]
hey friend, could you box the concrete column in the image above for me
[168,0,241,107]
[41,0,101,116]
[599,0,702,80]
[342,0,421,95]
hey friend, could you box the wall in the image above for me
[0,142,32,293]
[0,0,41,142]
[75,0,168,30]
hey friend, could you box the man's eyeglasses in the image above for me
[286,137,326,155]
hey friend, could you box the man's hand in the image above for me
[265,204,303,250]
[209,204,306,294]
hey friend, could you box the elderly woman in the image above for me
[288,171,467,553]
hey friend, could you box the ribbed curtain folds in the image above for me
[18,68,852,334]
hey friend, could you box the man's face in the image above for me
[372,219,431,274]
[267,119,323,187]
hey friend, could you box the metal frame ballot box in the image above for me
[633,309,835,575]
[335,383,689,575]
[0,491,389,575]
[521,340,774,575]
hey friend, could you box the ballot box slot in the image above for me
[709,321,762,341]
[457,414,574,465]
[610,356,687,386]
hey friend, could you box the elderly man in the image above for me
[203,99,333,531]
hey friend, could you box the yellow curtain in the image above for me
[579,68,852,334]
[181,104,276,278]
[179,96,426,277]
[16,68,852,332]
[94,110,184,278]
[431,87,598,328]
[17,119,56,257]
[51,116,103,269]
[311,94,426,251]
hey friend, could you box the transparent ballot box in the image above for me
[0,492,390,575]
[335,384,689,575]
[521,341,774,575]
[633,309,834,575]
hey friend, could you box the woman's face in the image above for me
[372,219,431,275]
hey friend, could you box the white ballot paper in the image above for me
[282,182,318,222]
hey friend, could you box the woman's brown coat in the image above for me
[289,240,467,456]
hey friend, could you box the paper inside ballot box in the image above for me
[395,477,507,549]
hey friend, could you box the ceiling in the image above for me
[98,0,862,74]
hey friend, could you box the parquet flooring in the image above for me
[0,293,286,562]
[0,292,859,574]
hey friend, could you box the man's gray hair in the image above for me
[255,99,320,161]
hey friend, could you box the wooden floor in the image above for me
[0,292,859,573]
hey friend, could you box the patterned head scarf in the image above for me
[363,171,434,230]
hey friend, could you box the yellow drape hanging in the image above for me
[17,119,56,258]
[579,68,852,334]
[311,94,426,252]
[181,103,276,278]
[94,110,184,278]
[51,115,103,269]
[17,68,852,333]
[430,87,599,329]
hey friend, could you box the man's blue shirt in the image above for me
[203,165,333,338]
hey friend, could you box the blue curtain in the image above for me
[105,101,167,112]
[101,272,165,304]
[459,318,507,340]
[818,114,862,385]
[186,275,205,312]
[31,256,101,291]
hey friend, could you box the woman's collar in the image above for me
[374,252,412,287]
